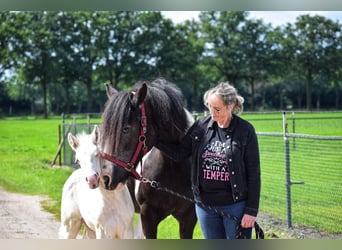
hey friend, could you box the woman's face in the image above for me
[208,94,234,127]
[208,94,228,120]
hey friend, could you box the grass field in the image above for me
[0,111,341,238]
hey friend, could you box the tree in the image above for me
[200,11,248,86]
[18,12,60,118]
[199,11,275,110]
[137,13,204,110]
[52,12,84,114]
[238,18,274,110]
[68,12,100,113]
[94,11,142,89]
[2,11,342,116]
[174,19,206,111]
[293,15,341,110]
[270,25,306,110]
[0,12,30,115]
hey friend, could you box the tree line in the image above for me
[1,11,341,118]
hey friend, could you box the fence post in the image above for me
[58,124,62,166]
[87,113,91,133]
[61,113,65,165]
[282,111,292,228]
[292,111,296,149]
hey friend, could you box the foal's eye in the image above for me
[122,127,129,134]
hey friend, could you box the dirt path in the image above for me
[0,187,60,239]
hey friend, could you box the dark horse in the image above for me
[100,78,197,239]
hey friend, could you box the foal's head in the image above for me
[68,125,115,190]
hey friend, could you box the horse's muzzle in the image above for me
[102,174,113,190]
[86,174,100,189]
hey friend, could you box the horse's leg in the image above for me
[173,205,197,239]
[127,176,140,213]
[140,202,168,239]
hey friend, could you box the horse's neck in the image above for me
[153,110,192,144]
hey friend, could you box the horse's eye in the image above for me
[123,127,129,134]
[102,164,107,169]
[74,159,80,165]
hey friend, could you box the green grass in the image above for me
[242,111,342,135]
[0,117,74,219]
[0,111,341,238]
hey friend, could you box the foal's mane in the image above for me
[101,78,190,153]
[76,131,92,143]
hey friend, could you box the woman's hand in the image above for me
[241,214,256,228]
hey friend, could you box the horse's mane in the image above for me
[101,78,190,153]
[136,78,190,138]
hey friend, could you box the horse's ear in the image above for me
[131,82,147,108]
[68,133,79,152]
[91,125,100,145]
[105,83,118,99]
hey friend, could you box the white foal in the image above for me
[59,126,144,239]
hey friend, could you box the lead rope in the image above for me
[140,178,264,239]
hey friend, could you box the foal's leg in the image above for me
[83,224,96,239]
[133,215,145,239]
[59,218,83,239]
[95,227,107,239]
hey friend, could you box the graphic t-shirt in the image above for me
[198,126,234,205]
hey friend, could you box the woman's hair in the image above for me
[203,82,244,115]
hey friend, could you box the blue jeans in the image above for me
[195,201,252,239]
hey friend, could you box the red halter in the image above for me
[100,103,148,180]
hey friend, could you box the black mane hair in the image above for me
[101,78,190,153]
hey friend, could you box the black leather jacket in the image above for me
[156,114,260,217]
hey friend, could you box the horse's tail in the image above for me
[134,214,145,239]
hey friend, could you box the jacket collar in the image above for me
[206,114,238,133]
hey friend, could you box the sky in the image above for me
[161,11,342,27]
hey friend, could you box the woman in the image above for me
[156,82,261,239]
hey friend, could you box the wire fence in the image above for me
[257,132,342,233]
[60,113,101,167]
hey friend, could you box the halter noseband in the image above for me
[100,102,148,180]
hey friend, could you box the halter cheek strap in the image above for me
[100,103,148,180]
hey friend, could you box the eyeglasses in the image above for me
[208,104,226,114]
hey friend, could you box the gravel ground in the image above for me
[0,187,340,239]
[0,187,60,239]
[256,211,342,239]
